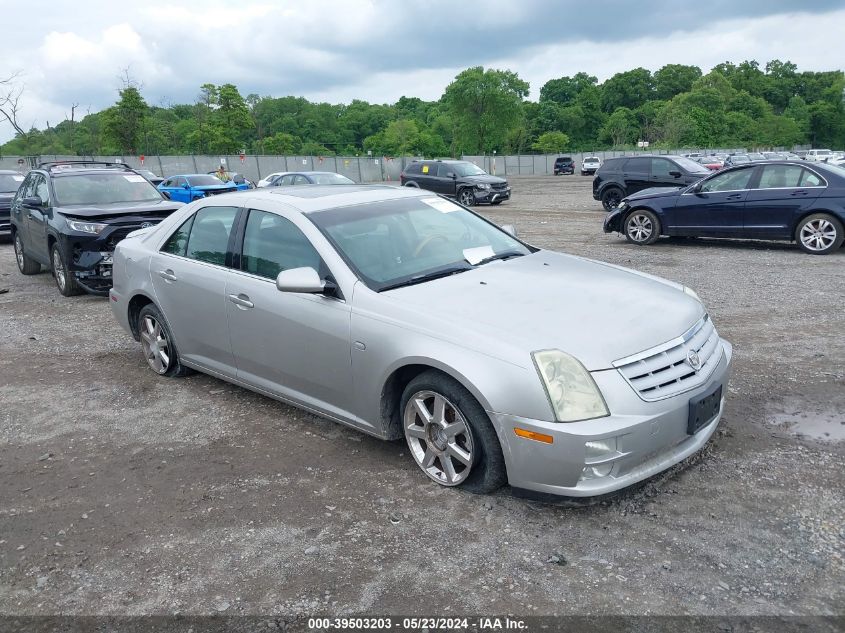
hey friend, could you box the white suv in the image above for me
[805,149,832,162]
[581,156,601,176]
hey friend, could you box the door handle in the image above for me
[790,190,808,196]
[158,269,177,282]
[227,293,254,309]
[726,194,742,200]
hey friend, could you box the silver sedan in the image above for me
[109,185,732,497]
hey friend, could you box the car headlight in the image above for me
[476,183,490,190]
[532,350,610,422]
[683,286,702,303]
[67,220,108,234]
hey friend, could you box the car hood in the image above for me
[57,199,184,219]
[624,186,684,201]
[462,174,508,185]
[383,251,704,371]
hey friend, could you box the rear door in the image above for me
[621,157,651,194]
[668,166,755,237]
[150,205,240,377]
[743,165,825,239]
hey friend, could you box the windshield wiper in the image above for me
[379,265,472,291]
[474,250,527,266]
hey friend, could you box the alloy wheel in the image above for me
[458,189,474,206]
[404,390,474,486]
[14,235,25,270]
[799,218,837,252]
[627,214,653,242]
[140,315,171,374]
[52,248,66,292]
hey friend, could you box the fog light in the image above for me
[580,463,613,480]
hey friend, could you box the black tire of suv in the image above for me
[457,188,474,207]
[50,243,83,296]
[794,213,844,255]
[624,209,661,246]
[13,232,41,275]
[601,187,624,211]
[400,370,507,495]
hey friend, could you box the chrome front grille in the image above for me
[614,315,722,401]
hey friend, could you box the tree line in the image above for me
[2,60,843,159]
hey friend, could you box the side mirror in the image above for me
[501,224,517,237]
[692,182,703,194]
[160,190,171,200]
[22,196,43,207]
[182,183,190,189]
[448,173,456,179]
[669,170,682,178]
[276,267,334,294]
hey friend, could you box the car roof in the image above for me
[208,184,433,214]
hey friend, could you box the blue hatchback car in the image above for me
[603,161,845,255]
[157,174,241,203]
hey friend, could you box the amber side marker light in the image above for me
[513,428,554,444]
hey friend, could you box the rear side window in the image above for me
[624,158,650,173]
[800,169,824,187]
[241,210,321,279]
[185,206,239,266]
[161,215,194,256]
[404,163,422,175]
[758,164,803,189]
[598,158,624,172]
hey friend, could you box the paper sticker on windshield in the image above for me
[13,175,24,181]
[463,245,495,265]
[124,175,147,183]
[421,197,460,213]
[421,165,429,173]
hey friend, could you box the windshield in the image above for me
[308,196,533,291]
[311,173,355,185]
[730,155,751,163]
[673,156,710,173]
[0,174,25,193]
[187,175,225,187]
[53,172,163,205]
[452,163,487,177]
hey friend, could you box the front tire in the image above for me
[457,188,475,207]
[51,243,83,296]
[401,371,506,494]
[601,187,624,211]
[14,232,41,275]
[137,304,193,377]
[795,213,844,255]
[624,209,661,245]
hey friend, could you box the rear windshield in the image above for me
[0,173,25,193]
[53,172,163,205]
[186,175,224,186]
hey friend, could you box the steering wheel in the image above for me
[413,234,451,258]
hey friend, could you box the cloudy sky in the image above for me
[2,0,845,142]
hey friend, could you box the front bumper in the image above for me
[554,167,574,174]
[603,206,625,232]
[0,209,10,233]
[491,339,732,497]
[474,187,510,204]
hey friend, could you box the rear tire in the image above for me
[401,371,506,495]
[50,243,83,296]
[14,232,41,275]
[795,213,844,255]
[136,304,193,377]
[601,187,624,211]
[624,209,661,245]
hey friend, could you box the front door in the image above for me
[743,164,825,239]
[225,208,354,418]
[435,163,458,195]
[668,167,755,237]
[150,205,240,376]
[24,174,52,263]
[650,157,687,188]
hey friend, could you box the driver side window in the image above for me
[241,210,322,279]
[700,168,754,193]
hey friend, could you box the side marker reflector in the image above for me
[514,428,553,444]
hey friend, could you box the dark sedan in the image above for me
[603,161,845,254]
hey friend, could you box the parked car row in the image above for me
[601,160,845,255]
[553,156,603,176]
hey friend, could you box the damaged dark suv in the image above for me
[11,162,183,296]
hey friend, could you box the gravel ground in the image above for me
[0,175,843,619]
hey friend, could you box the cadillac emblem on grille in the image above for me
[687,350,702,371]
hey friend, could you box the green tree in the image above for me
[532,131,570,154]
[443,66,529,154]
[601,68,654,112]
[599,108,637,147]
[102,86,148,154]
[263,132,301,154]
[539,72,597,106]
[654,64,702,101]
